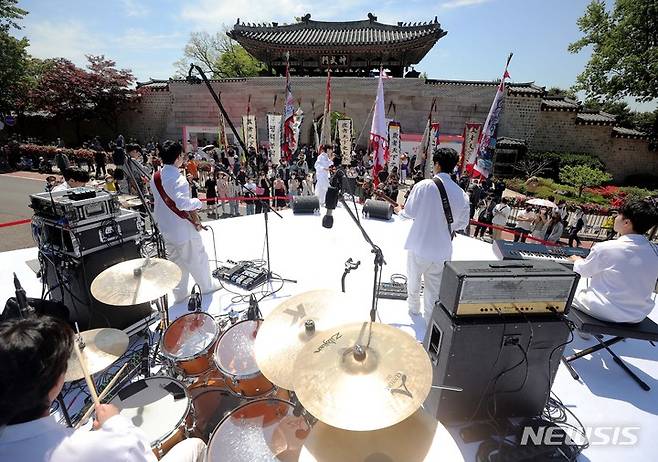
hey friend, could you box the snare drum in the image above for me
[109,376,191,459]
[213,319,274,397]
[161,312,220,377]
[206,398,311,462]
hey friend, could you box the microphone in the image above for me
[13,273,31,317]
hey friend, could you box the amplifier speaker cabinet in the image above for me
[362,199,393,221]
[43,240,153,331]
[292,196,320,215]
[423,303,570,423]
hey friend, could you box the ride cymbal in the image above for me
[254,290,369,391]
[91,258,182,306]
[299,408,463,462]
[292,321,432,431]
[65,328,129,382]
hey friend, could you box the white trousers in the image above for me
[407,252,444,317]
[165,232,213,301]
[316,179,329,206]
[160,438,206,462]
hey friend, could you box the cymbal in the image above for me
[299,408,463,462]
[65,328,129,382]
[292,322,432,432]
[91,258,182,306]
[255,290,370,391]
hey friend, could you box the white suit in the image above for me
[314,152,332,205]
[150,164,213,302]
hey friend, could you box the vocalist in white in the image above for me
[314,146,333,206]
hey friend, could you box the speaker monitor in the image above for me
[292,196,320,214]
[43,240,154,331]
[362,199,393,221]
[423,303,570,423]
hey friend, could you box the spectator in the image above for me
[602,210,618,240]
[227,178,240,217]
[186,155,199,180]
[531,207,549,242]
[543,212,565,243]
[473,196,495,238]
[244,177,257,215]
[514,205,535,242]
[54,149,70,173]
[45,176,57,191]
[217,172,230,216]
[491,197,511,240]
[187,173,199,198]
[568,207,585,247]
[205,170,218,218]
[52,167,90,192]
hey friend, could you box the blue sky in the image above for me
[12,0,656,111]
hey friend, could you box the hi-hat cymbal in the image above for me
[299,408,463,462]
[91,258,182,306]
[255,290,370,391]
[65,328,129,382]
[292,322,432,432]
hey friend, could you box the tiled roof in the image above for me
[136,79,170,91]
[541,97,579,111]
[497,137,527,147]
[612,126,647,138]
[229,14,446,48]
[576,111,616,125]
[426,79,545,96]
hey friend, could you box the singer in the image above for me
[396,148,470,320]
[314,146,333,206]
[150,141,219,304]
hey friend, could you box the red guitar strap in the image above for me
[153,170,197,227]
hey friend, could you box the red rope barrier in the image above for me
[0,218,31,228]
[468,218,563,246]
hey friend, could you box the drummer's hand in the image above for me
[93,403,119,429]
[394,205,402,214]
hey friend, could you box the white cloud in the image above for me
[26,20,102,66]
[179,0,373,30]
[113,28,183,50]
[121,0,149,17]
[440,0,491,9]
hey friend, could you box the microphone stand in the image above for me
[337,193,386,322]
[123,155,166,259]
[186,64,296,286]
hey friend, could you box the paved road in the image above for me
[0,173,48,252]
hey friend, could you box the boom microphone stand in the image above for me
[186,64,295,286]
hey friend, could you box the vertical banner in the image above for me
[388,122,401,172]
[425,122,440,179]
[218,112,228,152]
[267,113,283,165]
[461,123,482,174]
[337,118,353,165]
[242,115,257,151]
[292,106,304,154]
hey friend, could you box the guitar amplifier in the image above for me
[439,260,579,317]
[33,209,143,258]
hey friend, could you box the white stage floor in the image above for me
[1,204,657,461]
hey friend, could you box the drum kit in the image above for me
[73,259,455,461]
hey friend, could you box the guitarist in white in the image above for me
[150,141,218,304]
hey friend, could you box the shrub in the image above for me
[16,144,95,163]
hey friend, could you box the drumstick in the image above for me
[75,362,129,428]
[72,341,100,406]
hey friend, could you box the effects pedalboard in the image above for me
[212,260,268,291]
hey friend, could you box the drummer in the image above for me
[0,316,205,462]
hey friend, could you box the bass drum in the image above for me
[206,398,311,462]
[109,376,191,459]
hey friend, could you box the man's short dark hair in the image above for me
[64,167,89,184]
[125,143,142,153]
[160,140,183,164]
[0,316,73,425]
[432,147,459,173]
[620,197,658,234]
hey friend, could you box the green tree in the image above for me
[568,0,658,103]
[546,87,577,99]
[560,165,612,197]
[173,28,265,79]
[0,0,33,113]
[0,0,27,31]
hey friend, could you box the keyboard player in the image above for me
[569,198,658,324]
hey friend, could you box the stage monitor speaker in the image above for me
[292,196,320,214]
[363,199,393,221]
[43,241,154,331]
[423,303,570,423]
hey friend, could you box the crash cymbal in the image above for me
[299,408,463,462]
[292,322,432,432]
[65,328,129,382]
[90,258,182,306]
[255,290,370,391]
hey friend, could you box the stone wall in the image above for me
[125,76,658,182]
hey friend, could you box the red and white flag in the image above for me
[281,61,296,161]
[370,70,389,186]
